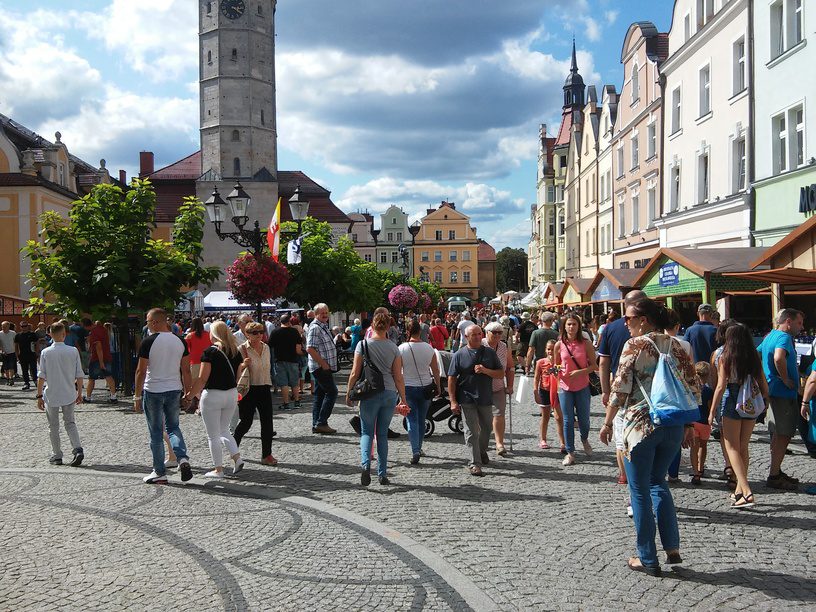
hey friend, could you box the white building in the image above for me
[655,0,752,250]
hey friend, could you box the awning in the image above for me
[723,268,816,285]
[203,291,277,312]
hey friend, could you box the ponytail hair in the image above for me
[630,299,671,331]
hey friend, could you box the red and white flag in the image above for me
[267,197,281,260]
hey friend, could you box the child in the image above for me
[691,361,714,485]
[533,340,565,452]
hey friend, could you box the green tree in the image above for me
[495,247,528,292]
[23,179,220,394]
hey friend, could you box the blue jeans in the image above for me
[143,390,188,476]
[623,425,683,568]
[311,368,337,427]
[360,390,397,477]
[557,386,591,454]
[404,386,430,455]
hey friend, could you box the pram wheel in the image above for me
[448,415,463,433]
[403,417,435,437]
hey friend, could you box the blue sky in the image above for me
[0,0,673,249]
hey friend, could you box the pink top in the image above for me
[558,338,590,392]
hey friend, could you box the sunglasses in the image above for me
[624,315,642,323]
[247,330,263,335]
[488,330,503,335]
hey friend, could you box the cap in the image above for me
[521,312,531,320]
[698,303,715,314]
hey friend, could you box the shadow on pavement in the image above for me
[666,566,816,602]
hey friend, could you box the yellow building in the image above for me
[0,113,120,299]
[412,202,480,300]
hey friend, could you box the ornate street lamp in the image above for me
[287,184,310,235]
[226,182,251,228]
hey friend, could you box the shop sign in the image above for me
[592,278,622,302]
[658,262,680,287]
[799,184,816,213]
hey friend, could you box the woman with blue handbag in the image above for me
[599,298,700,577]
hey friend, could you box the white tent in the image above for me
[203,291,277,312]
[520,283,547,307]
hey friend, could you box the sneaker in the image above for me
[233,458,245,475]
[178,460,193,482]
[361,467,371,487]
[261,455,278,466]
[204,470,224,478]
[560,446,568,455]
[69,449,84,467]
[410,454,420,465]
[767,473,797,490]
[294,400,302,408]
[164,459,178,469]
[82,397,92,404]
[21,384,31,391]
[378,476,390,485]
[49,455,63,465]
[779,471,800,484]
[582,439,593,457]
[562,454,575,466]
[627,504,634,518]
[108,395,118,404]
[143,471,168,484]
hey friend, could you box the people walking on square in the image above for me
[526,311,559,373]
[517,312,538,375]
[690,361,715,486]
[187,320,245,478]
[347,311,408,485]
[533,339,564,452]
[234,322,277,465]
[553,311,598,466]
[306,303,339,434]
[798,365,816,495]
[483,321,514,456]
[601,298,699,577]
[710,318,738,489]
[710,323,769,507]
[134,308,194,484]
[84,320,118,404]
[757,308,804,491]
[268,313,303,410]
[664,309,693,481]
[448,324,503,476]
[399,319,441,465]
[685,304,718,363]
[429,318,449,351]
[14,321,38,391]
[0,320,17,386]
[36,321,85,467]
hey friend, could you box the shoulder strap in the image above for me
[217,347,237,379]
[562,339,588,369]
[362,340,382,374]
[407,343,429,386]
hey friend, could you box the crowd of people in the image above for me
[7,293,815,576]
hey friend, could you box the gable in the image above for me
[0,129,19,173]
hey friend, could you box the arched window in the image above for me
[232,130,240,141]
[233,157,241,177]
[631,62,640,103]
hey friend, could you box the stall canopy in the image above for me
[559,277,594,305]
[585,268,642,303]
[176,290,204,312]
[520,283,547,306]
[203,291,277,312]
[542,282,564,306]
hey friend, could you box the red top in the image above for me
[429,324,449,350]
[185,332,212,365]
[534,358,559,408]
[88,324,112,363]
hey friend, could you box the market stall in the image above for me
[583,268,642,315]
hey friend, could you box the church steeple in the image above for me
[563,38,585,110]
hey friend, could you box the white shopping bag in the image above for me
[515,374,532,406]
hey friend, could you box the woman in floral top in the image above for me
[600,298,699,577]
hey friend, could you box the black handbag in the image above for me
[407,343,437,399]
[563,340,601,397]
[348,341,384,401]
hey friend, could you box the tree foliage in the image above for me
[495,247,528,293]
[22,180,220,318]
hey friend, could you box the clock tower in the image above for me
[196,0,279,286]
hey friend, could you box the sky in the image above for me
[0,0,673,250]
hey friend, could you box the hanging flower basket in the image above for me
[418,292,432,313]
[388,284,418,310]
[226,253,289,306]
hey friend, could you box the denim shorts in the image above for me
[274,361,299,388]
[88,361,112,380]
[721,383,756,421]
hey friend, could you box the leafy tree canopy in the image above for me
[495,247,528,293]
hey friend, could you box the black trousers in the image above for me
[233,385,274,457]
[19,356,37,386]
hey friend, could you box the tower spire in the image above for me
[570,37,578,73]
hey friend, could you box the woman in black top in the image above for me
[187,321,247,478]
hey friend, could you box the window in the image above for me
[258,4,263,15]
[398,232,404,241]
[231,48,238,61]
[592,227,597,255]
[547,185,556,202]
[207,50,212,64]
[647,122,656,159]
[364,254,372,262]
[380,252,387,263]
[558,210,565,235]
[599,225,605,254]
[631,133,639,169]
[58,163,65,186]
[233,157,241,176]
[261,109,265,125]
[549,251,556,271]
[795,0,803,45]
[448,230,455,240]
[548,210,556,237]
[450,271,458,283]
[647,183,657,226]
[796,106,805,167]
[462,250,471,261]
[697,0,714,28]
[771,0,803,59]
[420,271,430,282]
[632,192,640,233]
[733,136,747,192]
[392,218,397,224]
[684,13,691,41]
[733,38,746,95]
[463,271,471,283]
[206,2,212,14]
[599,173,605,201]
[617,195,626,237]
[434,271,442,283]
[773,112,788,174]
[585,230,590,257]
[699,65,711,117]
[421,251,429,262]
[391,251,399,263]
[616,145,625,177]
[435,230,442,240]
[386,232,393,241]
[434,250,442,262]
[671,88,682,134]
[232,130,240,141]
[671,165,681,211]
[631,63,640,104]
[351,233,358,243]
[697,152,710,203]
[450,250,457,261]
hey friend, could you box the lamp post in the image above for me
[287,184,310,236]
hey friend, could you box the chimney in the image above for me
[119,169,127,185]
[139,151,154,177]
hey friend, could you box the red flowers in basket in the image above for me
[226,253,289,305]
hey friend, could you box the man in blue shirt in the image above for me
[684,304,718,363]
[758,308,804,490]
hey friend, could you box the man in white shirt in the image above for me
[0,320,17,386]
[134,308,194,484]
[36,322,85,466]
[232,313,252,345]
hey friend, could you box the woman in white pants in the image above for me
[187,321,247,478]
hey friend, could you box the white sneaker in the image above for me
[562,453,575,466]
[164,459,178,468]
[204,470,224,478]
[232,458,245,475]
[143,470,168,484]
[627,504,634,518]
[582,440,593,457]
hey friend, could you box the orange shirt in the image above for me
[185,332,212,365]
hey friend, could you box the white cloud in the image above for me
[605,10,620,25]
[581,16,603,43]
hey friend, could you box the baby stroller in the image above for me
[402,350,464,436]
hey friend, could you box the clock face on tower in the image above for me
[220,0,245,19]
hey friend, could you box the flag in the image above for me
[287,235,303,265]
[267,197,281,260]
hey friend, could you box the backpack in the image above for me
[735,374,766,418]
[636,336,699,427]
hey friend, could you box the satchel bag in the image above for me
[408,343,437,399]
[349,340,385,401]
[235,347,251,396]
[636,336,699,427]
[563,340,601,396]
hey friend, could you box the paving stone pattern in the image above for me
[0,374,814,611]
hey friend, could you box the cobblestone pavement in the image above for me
[1,372,814,611]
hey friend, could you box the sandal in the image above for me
[627,557,662,577]
[469,465,484,477]
[731,493,755,509]
[496,445,507,456]
[691,472,702,486]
